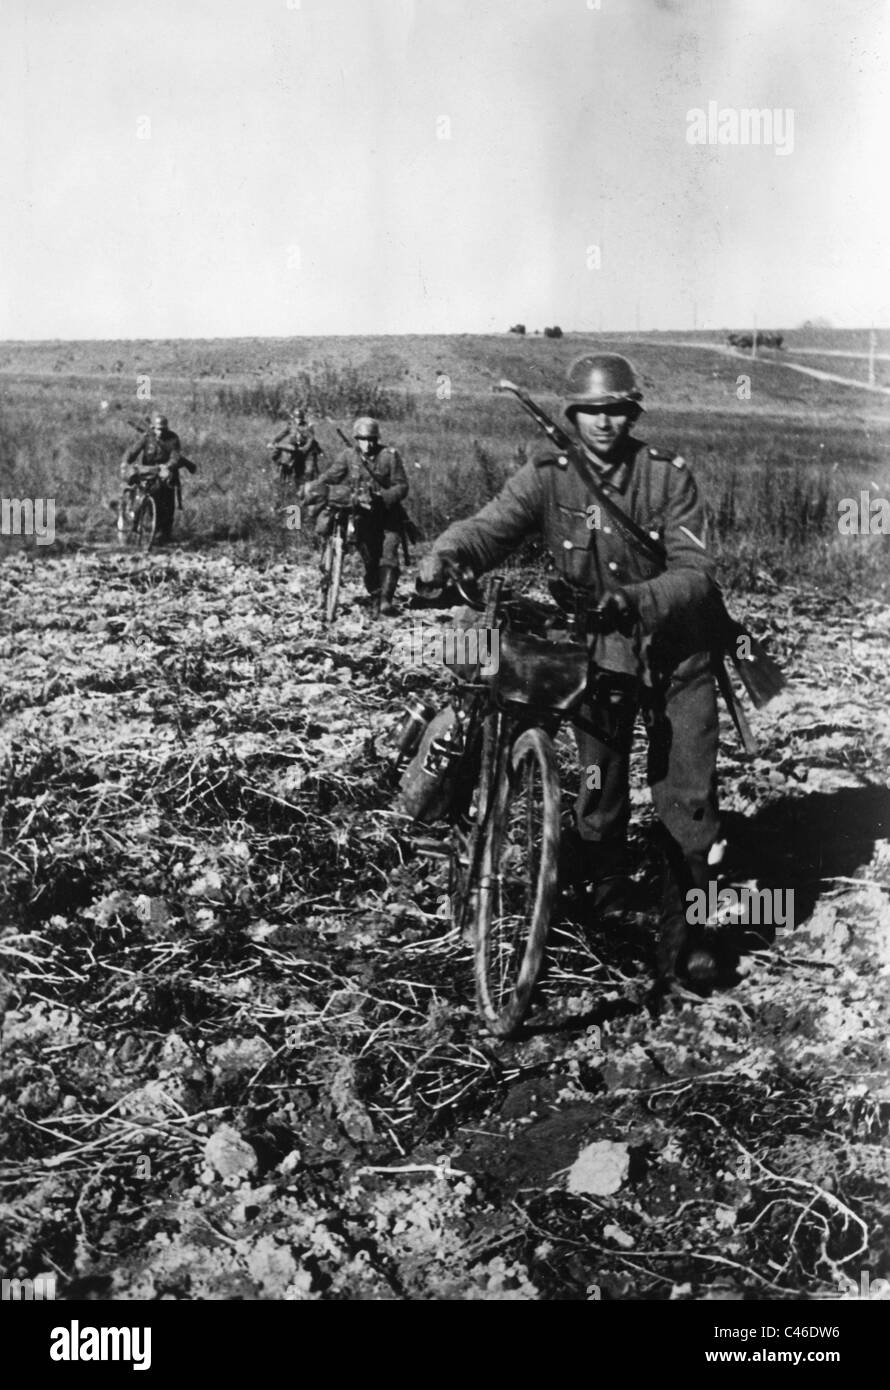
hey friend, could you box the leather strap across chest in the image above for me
[567,446,667,571]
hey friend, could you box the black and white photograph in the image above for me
[1,0,888,1338]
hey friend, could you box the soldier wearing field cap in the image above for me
[308,416,409,614]
[418,353,721,990]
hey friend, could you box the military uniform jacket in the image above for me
[271,425,322,480]
[125,429,182,469]
[431,437,717,677]
[316,446,409,515]
[121,429,198,486]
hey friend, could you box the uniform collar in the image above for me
[576,436,642,495]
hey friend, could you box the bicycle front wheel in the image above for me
[134,494,156,552]
[322,531,344,623]
[474,726,561,1037]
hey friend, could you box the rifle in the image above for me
[494,379,785,751]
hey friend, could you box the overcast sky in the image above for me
[1,0,887,338]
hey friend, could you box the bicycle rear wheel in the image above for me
[134,494,156,552]
[321,530,344,623]
[473,726,561,1037]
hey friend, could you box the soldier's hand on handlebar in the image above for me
[413,556,484,611]
[416,554,446,592]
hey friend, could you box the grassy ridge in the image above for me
[1,335,888,590]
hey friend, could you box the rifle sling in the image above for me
[503,384,782,740]
[336,427,389,491]
[568,449,763,746]
[564,444,667,569]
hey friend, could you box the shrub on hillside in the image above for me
[213,359,415,423]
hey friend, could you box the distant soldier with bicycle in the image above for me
[265,406,323,495]
[306,416,410,614]
[418,354,726,992]
[119,412,196,544]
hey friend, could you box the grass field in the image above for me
[2,333,889,1300]
[1,331,888,591]
[778,352,890,390]
[2,547,889,1301]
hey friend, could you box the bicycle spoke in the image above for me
[489,755,546,1010]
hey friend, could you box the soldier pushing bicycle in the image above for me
[118,412,196,546]
[411,354,782,1006]
[265,406,323,499]
[305,416,410,615]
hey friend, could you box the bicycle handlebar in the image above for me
[413,561,485,611]
[412,562,616,637]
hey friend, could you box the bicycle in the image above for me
[121,470,176,552]
[317,488,378,624]
[400,565,606,1038]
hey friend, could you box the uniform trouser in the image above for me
[273,454,309,485]
[354,508,402,593]
[153,486,176,539]
[573,652,719,860]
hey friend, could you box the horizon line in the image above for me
[1,326,884,347]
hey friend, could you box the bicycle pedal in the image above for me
[409,836,449,860]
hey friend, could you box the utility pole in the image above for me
[868,324,876,387]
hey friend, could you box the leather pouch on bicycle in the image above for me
[314,508,334,539]
[493,631,590,711]
[394,707,462,824]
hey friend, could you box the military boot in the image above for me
[656,847,717,989]
[561,830,631,927]
[362,560,381,612]
[585,842,631,926]
[379,564,400,616]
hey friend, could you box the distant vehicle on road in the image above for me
[728,331,783,350]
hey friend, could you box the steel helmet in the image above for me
[353,416,380,440]
[151,412,168,428]
[291,406,307,424]
[563,354,643,415]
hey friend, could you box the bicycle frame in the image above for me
[128,469,175,506]
[331,503,358,545]
[438,575,584,938]
[319,500,370,622]
[403,568,627,1034]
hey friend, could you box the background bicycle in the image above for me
[118,469,178,552]
[317,499,360,623]
[308,480,382,623]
